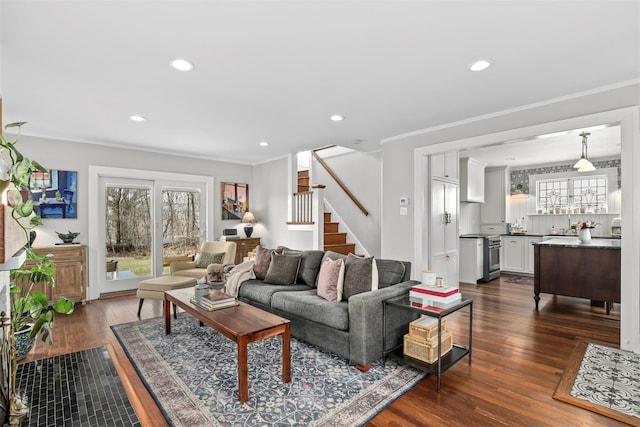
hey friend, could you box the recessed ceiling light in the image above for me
[330,115,344,122]
[259,141,269,147]
[505,157,516,161]
[469,59,493,72]
[129,115,146,122]
[170,58,194,72]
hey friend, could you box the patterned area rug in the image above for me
[554,339,640,426]
[504,275,534,285]
[111,314,426,427]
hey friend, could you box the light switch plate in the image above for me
[400,206,408,216]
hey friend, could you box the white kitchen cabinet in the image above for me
[459,238,482,283]
[525,236,541,274]
[502,236,525,273]
[460,158,486,203]
[430,150,459,183]
[481,167,507,225]
[429,177,459,287]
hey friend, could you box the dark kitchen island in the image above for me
[533,238,621,314]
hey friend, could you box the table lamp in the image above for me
[241,211,256,237]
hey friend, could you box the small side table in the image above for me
[383,295,472,392]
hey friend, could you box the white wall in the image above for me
[313,150,382,257]
[18,135,253,248]
[252,156,312,250]
[459,202,481,235]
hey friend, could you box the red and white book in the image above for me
[410,284,459,297]
[410,291,462,305]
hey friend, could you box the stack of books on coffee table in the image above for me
[409,284,461,311]
[191,293,238,311]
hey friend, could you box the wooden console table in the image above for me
[27,245,87,304]
[234,237,261,264]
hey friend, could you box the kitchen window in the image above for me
[536,175,608,213]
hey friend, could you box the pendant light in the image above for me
[573,132,596,172]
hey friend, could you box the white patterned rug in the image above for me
[112,314,426,427]
[554,340,640,426]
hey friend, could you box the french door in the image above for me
[90,167,212,298]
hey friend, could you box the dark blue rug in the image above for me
[112,314,425,426]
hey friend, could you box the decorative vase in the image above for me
[578,228,592,244]
[14,325,36,361]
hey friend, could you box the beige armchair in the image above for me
[170,241,237,280]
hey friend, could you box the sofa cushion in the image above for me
[254,246,284,280]
[283,249,325,287]
[238,279,312,306]
[194,252,225,268]
[314,251,346,287]
[375,259,407,288]
[343,254,378,300]
[316,257,345,302]
[264,253,302,285]
[271,290,349,331]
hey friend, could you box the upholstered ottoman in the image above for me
[136,275,198,317]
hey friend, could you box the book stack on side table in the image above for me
[403,316,453,363]
[190,292,238,311]
[409,284,462,312]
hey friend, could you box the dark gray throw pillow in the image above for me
[283,248,325,287]
[254,246,284,280]
[342,253,378,300]
[264,253,302,285]
[195,252,225,268]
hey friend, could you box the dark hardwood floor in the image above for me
[20,276,624,426]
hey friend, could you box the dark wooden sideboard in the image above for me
[533,241,620,314]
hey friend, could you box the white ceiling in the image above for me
[460,124,622,168]
[1,1,638,165]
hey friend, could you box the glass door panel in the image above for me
[162,189,201,274]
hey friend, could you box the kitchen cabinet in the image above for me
[459,238,482,283]
[481,167,508,228]
[525,237,541,274]
[22,245,87,304]
[500,235,541,274]
[430,150,459,183]
[502,236,525,273]
[460,158,486,203]
[429,179,459,287]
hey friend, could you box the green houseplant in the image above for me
[1,122,74,357]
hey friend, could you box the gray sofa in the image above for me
[236,249,419,368]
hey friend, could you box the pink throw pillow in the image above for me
[317,258,345,302]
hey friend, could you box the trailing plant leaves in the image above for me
[14,200,34,218]
[31,291,49,308]
[53,297,75,315]
[4,121,27,129]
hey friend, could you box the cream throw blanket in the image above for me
[225,260,255,297]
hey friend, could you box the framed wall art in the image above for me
[221,182,248,220]
[29,169,78,219]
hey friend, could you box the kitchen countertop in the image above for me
[534,238,621,249]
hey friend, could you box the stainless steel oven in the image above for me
[481,235,501,282]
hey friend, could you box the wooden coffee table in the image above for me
[164,288,291,403]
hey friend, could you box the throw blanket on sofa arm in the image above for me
[225,260,255,297]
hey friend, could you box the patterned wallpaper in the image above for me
[509,159,621,194]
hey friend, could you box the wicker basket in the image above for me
[409,316,447,341]
[403,331,453,364]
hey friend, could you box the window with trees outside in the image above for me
[536,175,608,214]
